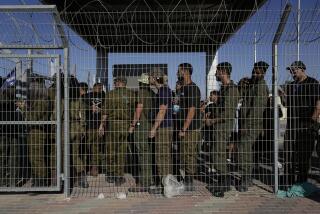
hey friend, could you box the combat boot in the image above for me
[208,175,231,197]
[184,175,195,191]
[237,176,249,192]
[75,171,89,188]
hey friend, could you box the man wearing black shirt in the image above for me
[86,83,105,176]
[177,63,201,191]
[283,61,320,187]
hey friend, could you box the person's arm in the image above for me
[150,104,168,132]
[215,86,239,124]
[98,94,109,136]
[312,83,320,122]
[312,100,320,121]
[129,103,143,133]
[182,106,196,132]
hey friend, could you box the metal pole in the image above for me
[297,0,300,60]
[63,47,70,197]
[272,44,279,193]
[254,31,257,62]
[56,56,61,190]
[272,3,292,194]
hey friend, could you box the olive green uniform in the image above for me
[50,99,86,174]
[133,88,154,186]
[103,87,136,177]
[238,79,269,176]
[25,97,51,179]
[213,81,239,174]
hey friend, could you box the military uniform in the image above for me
[213,81,239,175]
[0,90,23,186]
[238,79,269,178]
[103,87,136,177]
[24,93,51,184]
[133,87,154,186]
[50,99,86,176]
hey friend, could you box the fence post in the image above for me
[272,3,291,194]
[64,47,70,197]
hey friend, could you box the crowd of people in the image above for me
[0,60,319,197]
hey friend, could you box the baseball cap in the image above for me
[286,60,306,71]
[217,62,232,74]
[137,73,149,84]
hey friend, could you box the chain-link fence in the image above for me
[0,1,319,198]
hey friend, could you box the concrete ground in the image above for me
[0,184,319,214]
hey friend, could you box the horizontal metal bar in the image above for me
[0,54,60,58]
[0,186,60,192]
[0,121,56,125]
[0,45,64,49]
[0,5,56,12]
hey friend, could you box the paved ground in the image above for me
[0,187,320,214]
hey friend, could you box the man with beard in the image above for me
[176,63,201,191]
[148,68,173,194]
[208,62,239,197]
[237,61,269,192]
[283,61,320,188]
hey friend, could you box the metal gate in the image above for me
[0,54,62,191]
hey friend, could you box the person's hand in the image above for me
[92,105,101,113]
[128,126,135,134]
[205,118,213,126]
[179,130,186,138]
[149,128,157,138]
[98,124,105,137]
[16,100,26,109]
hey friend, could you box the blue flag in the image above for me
[1,68,16,90]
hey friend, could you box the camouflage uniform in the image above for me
[103,87,136,177]
[213,81,239,175]
[238,79,269,177]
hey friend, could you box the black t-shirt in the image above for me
[177,82,201,130]
[286,76,320,126]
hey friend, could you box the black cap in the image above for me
[286,60,306,71]
[254,61,269,72]
[217,62,232,74]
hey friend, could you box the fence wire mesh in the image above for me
[0,0,319,199]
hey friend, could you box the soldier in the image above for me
[99,77,136,186]
[148,68,173,194]
[86,83,105,176]
[0,87,23,187]
[208,62,239,197]
[176,63,201,191]
[128,73,154,192]
[283,61,320,188]
[68,77,89,188]
[24,76,51,187]
[237,61,269,192]
[50,76,89,188]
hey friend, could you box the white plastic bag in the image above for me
[162,174,184,198]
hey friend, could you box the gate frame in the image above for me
[0,53,61,192]
[0,5,70,197]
